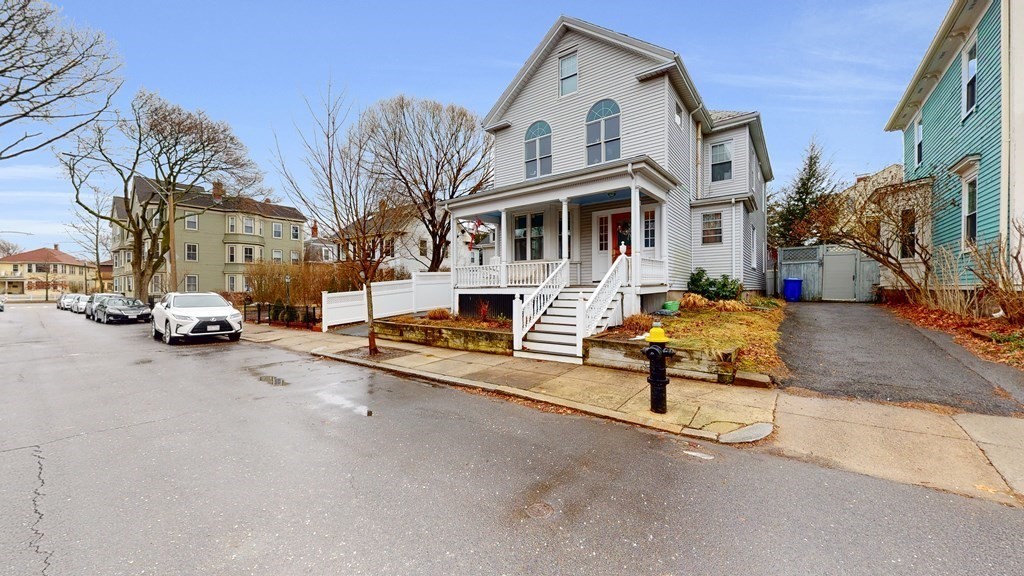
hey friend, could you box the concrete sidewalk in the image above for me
[242,324,1024,506]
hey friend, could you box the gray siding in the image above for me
[492,30,666,188]
[691,204,734,278]
[703,126,749,198]
[665,79,695,290]
[577,198,657,283]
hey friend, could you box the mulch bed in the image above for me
[339,346,411,362]
[887,303,1024,369]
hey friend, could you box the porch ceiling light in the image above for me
[606,192,617,198]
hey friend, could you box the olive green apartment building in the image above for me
[112,176,306,296]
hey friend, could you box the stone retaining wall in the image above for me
[583,335,737,383]
[375,321,513,355]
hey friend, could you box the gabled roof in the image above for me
[482,15,713,131]
[885,0,989,131]
[709,110,748,123]
[123,176,306,221]
[0,247,89,266]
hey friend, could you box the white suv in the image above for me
[151,292,243,344]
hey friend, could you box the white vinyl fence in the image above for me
[321,272,451,331]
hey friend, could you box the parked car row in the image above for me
[57,291,243,344]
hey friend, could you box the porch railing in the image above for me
[507,261,562,286]
[454,264,501,288]
[577,254,629,354]
[512,259,569,349]
[640,257,667,285]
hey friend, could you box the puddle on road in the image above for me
[259,375,289,387]
[316,389,372,417]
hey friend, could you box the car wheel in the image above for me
[151,321,161,340]
[103,313,110,324]
[162,322,175,345]
[228,331,241,342]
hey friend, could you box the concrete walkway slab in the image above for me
[955,413,1024,494]
[532,375,646,410]
[778,394,969,439]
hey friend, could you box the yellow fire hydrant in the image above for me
[642,322,674,414]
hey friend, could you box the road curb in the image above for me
[310,347,728,443]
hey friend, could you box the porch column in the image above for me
[560,198,569,262]
[500,209,509,287]
[630,183,641,289]
[450,212,458,313]
[660,200,669,284]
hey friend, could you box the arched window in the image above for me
[524,121,552,179]
[585,99,620,165]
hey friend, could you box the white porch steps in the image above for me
[515,287,621,364]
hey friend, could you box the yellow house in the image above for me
[0,245,98,299]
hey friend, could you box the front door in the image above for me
[610,212,632,262]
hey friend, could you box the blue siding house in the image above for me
[886,0,1024,281]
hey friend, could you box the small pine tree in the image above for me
[768,139,842,247]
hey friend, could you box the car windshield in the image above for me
[106,298,140,307]
[173,294,229,308]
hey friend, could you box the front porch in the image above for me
[445,156,676,362]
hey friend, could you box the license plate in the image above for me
[206,325,219,331]
[128,315,137,319]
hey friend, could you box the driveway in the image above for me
[778,303,1024,416]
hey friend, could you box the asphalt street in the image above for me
[2,304,1024,575]
[779,302,1024,415]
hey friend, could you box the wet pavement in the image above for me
[3,305,1024,575]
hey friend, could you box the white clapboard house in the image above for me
[445,16,773,363]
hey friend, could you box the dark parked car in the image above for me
[94,297,152,324]
[84,293,120,320]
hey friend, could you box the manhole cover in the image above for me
[525,502,554,519]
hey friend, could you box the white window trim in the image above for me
[558,51,578,97]
[184,242,199,262]
[226,245,236,263]
[227,216,236,233]
[243,216,255,235]
[272,222,283,239]
[272,249,283,263]
[184,211,198,231]
[913,114,923,167]
[710,141,733,183]
[702,212,724,245]
[290,250,299,263]
[184,274,198,293]
[750,224,758,270]
[961,32,978,120]
[291,224,301,240]
[512,212,547,262]
[961,167,980,248]
[674,102,683,129]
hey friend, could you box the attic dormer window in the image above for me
[559,53,577,96]
[524,121,552,178]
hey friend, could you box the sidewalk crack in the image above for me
[29,446,53,575]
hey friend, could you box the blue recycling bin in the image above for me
[782,278,803,302]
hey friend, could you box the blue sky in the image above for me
[0,0,948,257]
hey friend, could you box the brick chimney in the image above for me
[311,221,319,239]
[212,181,225,201]
[53,243,59,251]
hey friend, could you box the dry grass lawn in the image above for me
[391,314,512,331]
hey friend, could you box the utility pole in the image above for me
[167,192,177,292]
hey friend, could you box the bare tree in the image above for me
[60,90,264,301]
[811,169,937,300]
[64,185,111,293]
[276,86,413,355]
[0,238,21,258]
[366,95,491,271]
[0,0,121,161]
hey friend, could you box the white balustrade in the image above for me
[513,260,569,349]
[578,254,629,350]
[454,264,501,288]
[507,261,560,286]
[639,257,667,285]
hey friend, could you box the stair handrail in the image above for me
[581,254,629,338]
[513,259,569,349]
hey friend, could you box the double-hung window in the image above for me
[914,117,923,166]
[513,213,544,260]
[228,216,236,233]
[227,245,236,263]
[559,52,577,96]
[272,222,283,239]
[290,250,299,264]
[524,121,552,179]
[702,212,723,244]
[963,38,978,116]
[243,246,255,263]
[184,212,198,230]
[291,225,300,240]
[900,209,917,259]
[272,249,283,263]
[243,217,255,235]
[963,175,978,244]
[585,99,620,165]
[322,246,333,261]
[184,243,198,261]
[184,275,198,293]
[711,142,732,182]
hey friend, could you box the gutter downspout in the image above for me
[1000,0,1013,263]
[690,105,705,199]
